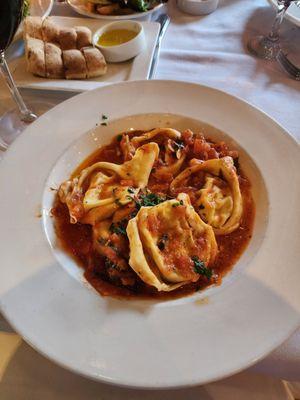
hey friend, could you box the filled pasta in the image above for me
[170,157,243,235]
[53,127,254,299]
[127,194,217,291]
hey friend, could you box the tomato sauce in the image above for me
[52,130,255,300]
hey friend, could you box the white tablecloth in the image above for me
[0,0,300,397]
[157,0,300,138]
[155,0,300,384]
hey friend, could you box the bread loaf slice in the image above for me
[42,17,59,43]
[23,16,43,40]
[75,26,92,49]
[26,37,46,77]
[63,49,87,79]
[45,42,64,78]
[59,27,77,50]
[82,47,107,78]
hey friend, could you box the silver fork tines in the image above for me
[277,50,300,80]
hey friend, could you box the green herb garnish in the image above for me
[136,192,166,209]
[110,221,127,236]
[102,114,108,120]
[105,257,120,271]
[157,234,168,251]
[127,187,135,194]
[173,140,185,151]
[101,122,107,126]
[117,134,123,142]
[128,0,148,11]
[172,200,184,208]
[22,0,30,18]
[192,256,212,280]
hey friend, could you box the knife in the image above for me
[148,13,170,79]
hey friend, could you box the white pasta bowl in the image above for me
[0,80,299,389]
[93,20,146,62]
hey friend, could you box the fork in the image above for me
[277,50,300,80]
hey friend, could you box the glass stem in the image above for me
[0,51,33,121]
[268,1,290,42]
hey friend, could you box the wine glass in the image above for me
[247,0,300,60]
[0,0,37,150]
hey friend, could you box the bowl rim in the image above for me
[1,80,299,389]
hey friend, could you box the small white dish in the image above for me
[177,0,218,15]
[93,20,146,63]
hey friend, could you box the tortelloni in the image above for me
[120,128,187,178]
[126,193,218,292]
[53,127,255,300]
[170,157,243,235]
[58,142,159,224]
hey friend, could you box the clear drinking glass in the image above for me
[247,0,300,60]
[0,0,37,150]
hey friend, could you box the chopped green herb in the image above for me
[192,256,212,280]
[173,140,185,151]
[110,221,127,236]
[157,234,168,251]
[105,257,120,271]
[158,242,165,251]
[117,134,123,142]
[129,210,138,219]
[102,114,108,120]
[127,187,135,194]
[136,192,166,209]
[101,122,107,126]
[172,200,184,208]
[22,0,30,18]
[128,0,148,12]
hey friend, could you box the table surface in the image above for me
[0,0,300,397]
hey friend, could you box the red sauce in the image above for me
[52,130,255,300]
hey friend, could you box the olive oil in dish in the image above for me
[98,29,138,46]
